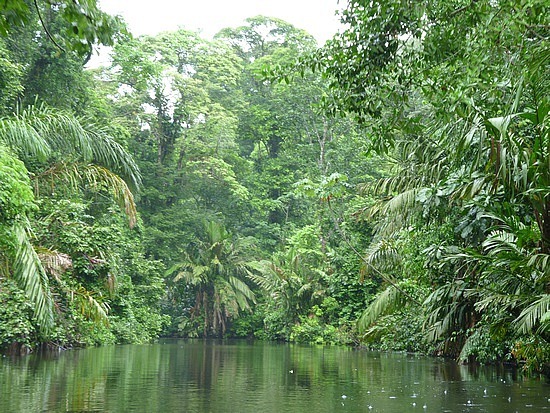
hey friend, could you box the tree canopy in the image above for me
[0,0,126,58]
[0,0,549,374]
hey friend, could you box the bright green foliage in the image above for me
[0,0,172,352]
[0,101,147,340]
[31,196,168,344]
[250,247,323,339]
[316,0,550,370]
[0,0,126,57]
[0,0,128,115]
[103,21,376,346]
[216,16,316,61]
[314,0,548,122]
[0,145,35,223]
[0,39,22,114]
[0,145,54,332]
[111,29,242,165]
[107,29,249,264]
[0,278,37,351]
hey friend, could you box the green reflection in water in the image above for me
[1,340,549,412]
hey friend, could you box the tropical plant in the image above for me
[248,225,329,340]
[0,103,141,332]
[166,221,256,337]
[321,0,549,365]
[0,143,54,331]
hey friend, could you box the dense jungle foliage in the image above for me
[0,0,548,374]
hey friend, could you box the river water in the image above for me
[0,339,548,412]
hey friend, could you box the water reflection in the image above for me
[0,340,548,412]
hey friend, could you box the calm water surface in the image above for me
[0,339,548,412]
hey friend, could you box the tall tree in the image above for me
[317,0,549,365]
[167,221,256,337]
[106,29,249,262]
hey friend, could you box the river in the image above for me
[0,339,548,412]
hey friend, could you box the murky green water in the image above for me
[0,339,548,412]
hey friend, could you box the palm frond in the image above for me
[16,104,93,161]
[357,284,406,332]
[422,280,472,343]
[12,223,54,332]
[296,282,312,298]
[527,254,550,274]
[368,188,419,237]
[381,188,419,217]
[514,294,550,334]
[362,238,401,276]
[165,262,185,276]
[37,162,138,228]
[173,264,209,284]
[71,286,109,325]
[246,260,286,300]
[474,290,521,314]
[7,104,141,190]
[227,275,255,312]
[228,275,255,302]
[86,127,142,190]
[0,117,51,161]
[37,248,72,282]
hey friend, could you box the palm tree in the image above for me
[247,243,328,340]
[0,103,141,332]
[357,48,550,359]
[167,221,256,337]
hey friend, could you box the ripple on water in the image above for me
[1,341,549,413]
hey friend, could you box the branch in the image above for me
[448,0,479,19]
[34,0,66,53]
